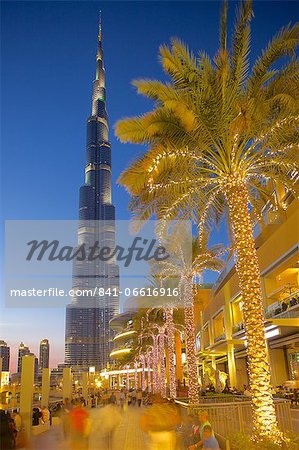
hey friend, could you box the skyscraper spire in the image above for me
[98,11,102,44]
[93,13,106,115]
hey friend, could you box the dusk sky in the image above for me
[1,1,298,371]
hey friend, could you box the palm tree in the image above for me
[115,1,299,440]
[165,306,177,399]
[145,276,181,399]
[152,227,224,404]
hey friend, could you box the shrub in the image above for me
[227,432,299,450]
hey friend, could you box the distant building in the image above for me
[17,342,38,382]
[33,355,39,381]
[39,339,50,369]
[0,340,10,372]
[17,342,30,373]
[0,371,9,387]
[65,18,119,373]
[50,363,68,385]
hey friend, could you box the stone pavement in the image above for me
[31,405,149,450]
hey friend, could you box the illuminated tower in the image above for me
[17,342,30,373]
[39,339,50,369]
[65,17,119,372]
[0,341,10,372]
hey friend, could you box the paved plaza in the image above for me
[32,406,149,450]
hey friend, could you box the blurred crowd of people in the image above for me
[1,388,222,450]
[0,409,22,449]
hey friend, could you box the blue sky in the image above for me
[1,0,298,370]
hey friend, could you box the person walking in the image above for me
[131,389,137,406]
[119,390,126,409]
[140,394,181,450]
[89,401,122,450]
[69,400,90,450]
[137,390,143,407]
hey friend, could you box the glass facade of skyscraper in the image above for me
[65,20,119,372]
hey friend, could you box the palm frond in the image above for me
[230,0,253,88]
[247,23,299,96]
[220,0,228,50]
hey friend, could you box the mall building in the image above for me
[106,190,298,391]
[196,190,298,389]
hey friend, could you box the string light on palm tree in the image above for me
[115,0,299,440]
[126,364,130,390]
[157,325,166,397]
[134,361,138,390]
[139,328,159,394]
[146,349,152,393]
[165,306,177,399]
[150,226,225,404]
[140,354,146,391]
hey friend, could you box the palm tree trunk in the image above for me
[134,361,138,390]
[126,364,130,390]
[183,277,200,404]
[158,328,166,397]
[152,335,159,394]
[147,352,152,392]
[165,307,177,399]
[140,355,146,391]
[224,180,281,441]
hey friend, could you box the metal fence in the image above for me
[176,398,293,438]
[177,395,250,404]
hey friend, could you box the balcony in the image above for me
[232,322,245,335]
[265,292,299,319]
[113,329,137,342]
[109,345,132,359]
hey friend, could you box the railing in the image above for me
[177,395,249,404]
[231,292,298,332]
[214,333,226,343]
[176,398,292,438]
[232,322,245,334]
[265,291,299,319]
[266,303,299,319]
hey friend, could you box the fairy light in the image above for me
[231,133,239,165]
[164,188,196,219]
[152,334,159,393]
[141,329,159,394]
[249,115,299,151]
[181,275,200,405]
[140,354,146,391]
[126,364,130,389]
[223,174,282,442]
[147,351,152,393]
[146,146,211,193]
[165,307,177,398]
[116,39,299,442]
[158,327,166,397]
[134,361,138,390]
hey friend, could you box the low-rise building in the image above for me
[197,193,298,390]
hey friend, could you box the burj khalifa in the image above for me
[65,18,119,372]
